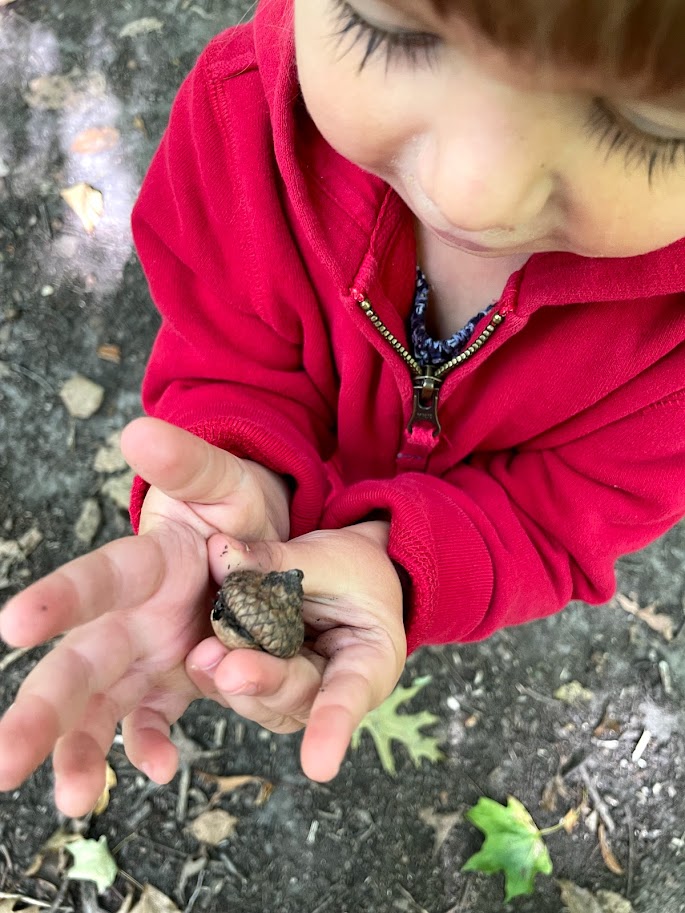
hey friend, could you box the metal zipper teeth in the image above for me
[355,297,505,380]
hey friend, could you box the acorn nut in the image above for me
[211,569,305,659]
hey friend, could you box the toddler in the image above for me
[1,0,684,818]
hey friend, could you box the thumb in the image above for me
[121,417,248,506]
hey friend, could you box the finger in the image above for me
[121,417,249,507]
[52,692,120,818]
[0,533,165,648]
[0,615,135,790]
[185,638,231,702]
[122,707,180,785]
[187,641,324,731]
[301,639,401,782]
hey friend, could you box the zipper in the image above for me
[351,289,507,437]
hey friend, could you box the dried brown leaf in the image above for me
[93,762,117,816]
[60,183,104,234]
[129,885,180,913]
[614,593,674,641]
[24,828,79,877]
[71,127,120,154]
[560,806,581,834]
[418,808,461,854]
[197,771,274,807]
[540,774,569,812]
[558,880,634,913]
[188,809,238,846]
[598,822,624,875]
[97,343,121,364]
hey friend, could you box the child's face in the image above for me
[294,0,685,259]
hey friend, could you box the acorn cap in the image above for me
[211,569,305,659]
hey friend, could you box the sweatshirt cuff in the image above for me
[321,476,494,652]
[129,405,329,537]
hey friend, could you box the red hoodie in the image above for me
[130,0,685,652]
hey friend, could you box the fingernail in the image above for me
[190,641,227,671]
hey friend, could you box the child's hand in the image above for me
[186,521,407,782]
[0,417,290,817]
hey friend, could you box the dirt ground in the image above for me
[1,1,684,911]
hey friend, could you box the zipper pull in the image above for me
[407,367,443,437]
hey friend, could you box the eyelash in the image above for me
[586,100,685,184]
[328,0,685,182]
[329,0,440,71]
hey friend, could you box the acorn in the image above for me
[211,569,305,659]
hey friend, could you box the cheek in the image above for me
[569,172,685,256]
[295,3,406,174]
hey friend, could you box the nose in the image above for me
[415,83,555,235]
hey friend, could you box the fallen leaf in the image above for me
[196,772,273,807]
[418,808,461,855]
[561,805,582,834]
[71,126,120,154]
[97,343,122,364]
[119,18,164,38]
[61,183,104,233]
[24,828,80,877]
[129,885,180,913]
[540,774,570,812]
[93,762,117,815]
[554,681,594,704]
[614,593,674,641]
[59,374,104,418]
[188,809,238,845]
[462,796,553,901]
[558,880,634,913]
[593,710,622,739]
[351,675,444,776]
[598,822,624,875]
[66,835,118,893]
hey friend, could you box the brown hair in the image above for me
[424,0,685,92]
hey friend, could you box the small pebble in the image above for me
[59,374,104,418]
[74,498,102,545]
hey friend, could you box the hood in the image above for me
[252,0,685,314]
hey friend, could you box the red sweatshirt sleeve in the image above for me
[322,390,685,652]
[130,46,332,536]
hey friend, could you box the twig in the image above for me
[397,884,431,913]
[515,683,559,706]
[47,877,70,913]
[0,647,31,673]
[183,869,205,913]
[625,806,635,898]
[176,764,191,823]
[0,892,71,911]
[579,766,616,834]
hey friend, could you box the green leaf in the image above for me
[462,796,553,901]
[66,836,118,893]
[351,675,444,776]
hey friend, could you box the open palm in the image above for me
[0,417,290,817]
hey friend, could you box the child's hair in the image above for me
[424,0,685,92]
